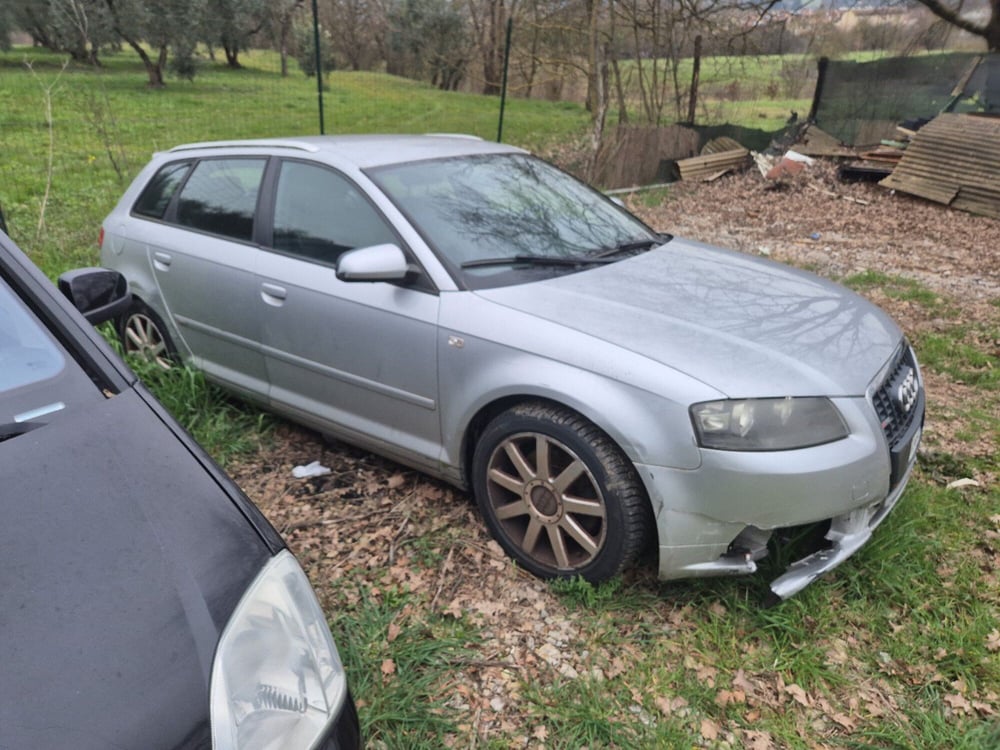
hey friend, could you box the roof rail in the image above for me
[168,139,321,154]
[423,133,483,141]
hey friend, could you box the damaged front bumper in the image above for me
[766,466,908,602]
[642,383,923,602]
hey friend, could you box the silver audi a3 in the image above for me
[100,135,924,601]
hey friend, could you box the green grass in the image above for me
[123,352,273,465]
[330,581,478,747]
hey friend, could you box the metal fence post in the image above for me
[497,18,513,143]
[312,0,326,134]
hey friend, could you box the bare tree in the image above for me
[912,0,1000,51]
[467,0,519,94]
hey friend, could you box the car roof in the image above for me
[164,134,527,169]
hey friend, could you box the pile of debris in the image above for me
[610,112,1000,223]
[791,114,1000,221]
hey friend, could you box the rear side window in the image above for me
[272,161,396,264]
[133,161,192,219]
[175,158,267,242]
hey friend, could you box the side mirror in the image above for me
[57,268,131,325]
[336,243,409,282]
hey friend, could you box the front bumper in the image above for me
[639,345,924,601]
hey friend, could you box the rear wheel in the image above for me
[472,402,651,583]
[118,301,176,369]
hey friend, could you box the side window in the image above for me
[175,158,267,242]
[272,161,397,264]
[133,161,191,219]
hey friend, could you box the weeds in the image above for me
[125,353,271,465]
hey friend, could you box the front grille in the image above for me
[872,344,921,450]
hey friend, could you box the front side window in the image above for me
[271,161,397,265]
[175,158,267,242]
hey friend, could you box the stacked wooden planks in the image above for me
[880,113,1000,220]
[676,142,750,182]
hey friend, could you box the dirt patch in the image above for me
[629,162,1000,304]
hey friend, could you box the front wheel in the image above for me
[472,402,651,583]
[118,300,177,369]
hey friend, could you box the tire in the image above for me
[118,300,177,369]
[472,401,652,583]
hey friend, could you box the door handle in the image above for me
[152,251,172,271]
[260,282,287,306]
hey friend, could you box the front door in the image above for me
[256,160,441,470]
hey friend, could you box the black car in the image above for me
[0,230,361,749]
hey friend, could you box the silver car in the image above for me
[100,135,924,601]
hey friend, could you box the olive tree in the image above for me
[7,0,115,63]
[102,0,205,86]
[202,0,269,67]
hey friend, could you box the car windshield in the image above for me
[0,277,100,431]
[367,153,662,288]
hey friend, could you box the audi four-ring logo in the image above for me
[895,368,919,414]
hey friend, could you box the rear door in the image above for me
[255,159,442,470]
[146,157,270,397]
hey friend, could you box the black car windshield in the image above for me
[368,153,662,288]
[0,278,101,431]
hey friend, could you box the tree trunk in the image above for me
[224,43,241,68]
[685,34,701,125]
[122,37,166,87]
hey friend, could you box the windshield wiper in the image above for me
[461,254,614,269]
[593,234,672,259]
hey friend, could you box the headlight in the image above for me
[211,550,347,750]
[690,397,848,451]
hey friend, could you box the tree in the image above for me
[386,0,469,89]
[103,0,205,85]
[0,5,14,51]
[202,0,268,68]
[913,0,1000,51]
[103,0,205,87]
[8,0,114,63]
[260,0,304,76]
[466,0,516,94]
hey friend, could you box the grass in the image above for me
[4,48,999,749]
[123,351,273,466]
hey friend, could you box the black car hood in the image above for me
[1,388,273,749]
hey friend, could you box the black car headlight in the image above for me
[690,397,849,451]
[210,550,347,750]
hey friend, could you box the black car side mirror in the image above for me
[57,268,131,325]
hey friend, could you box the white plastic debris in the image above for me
[946,478,981,490]
[292,460,331,479]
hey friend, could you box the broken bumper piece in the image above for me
[767,472,909,602]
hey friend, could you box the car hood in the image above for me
[1,389,273,750]
[475,238,901,396]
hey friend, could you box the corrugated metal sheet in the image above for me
[880,113,1000,220]
[676,148,750,181]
